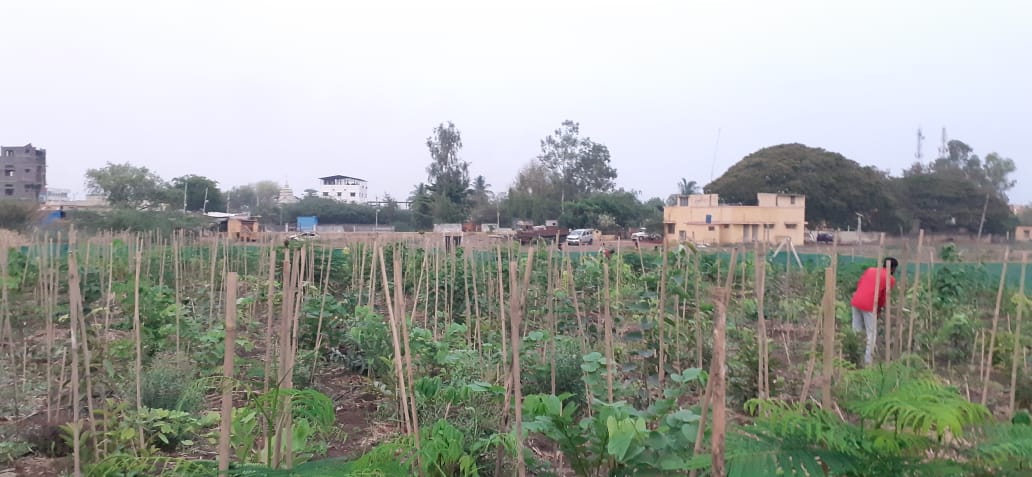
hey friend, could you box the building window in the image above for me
[678,196,689,206]
[679,230,687,241]
[4,151,11,157]
[4,185,13,196]
[790,196,796,205]
[350,192,356,197]
[1025,230,1030,239]
[723,224,730,229]
[337,192,342,197]
[3,166,13,177]
[708,226,715,231]
[666,223,674,234]
[785,223,798,229]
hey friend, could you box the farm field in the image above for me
[2,231,1032,477]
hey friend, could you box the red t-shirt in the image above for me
[850,267,896,312]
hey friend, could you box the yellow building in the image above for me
[1016,226,1032,242]
[664,193,806,246]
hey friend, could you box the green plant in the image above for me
[523,368,707,476]
[230,388,336,467]
[0,438,32,464]
[933,312,977,367]
[728,362,993,477]
[139,352,202,412]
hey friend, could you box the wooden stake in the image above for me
[67,230,83,477]
[983,247,1010,405]
[218,272,238,473]
[1010,252,1028,414]
[709,287,729,477]
[906,230,924,355]
[821,266,836,409]
[755,241,768,398]
[132,237,145,450]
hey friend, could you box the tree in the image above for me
[678,178,699,195]
[901,139,1018,233]
[424,122,472,223]
[408,183,434,230]
[85,162,168,209]
[558,190,655,232]
[537,120,617,211]
[226,180,281,215]
[170,175,226,213]
[894,172,1014,234]
[503,161,562,225]
[470,175,499,224]
[705,144,902,230]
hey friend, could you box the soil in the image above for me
[308,370,395,459]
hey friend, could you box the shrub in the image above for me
[139,352,202,412]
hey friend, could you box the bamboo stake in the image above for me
[710,287,729,477]
[657,241,669,388]
[67,230,83,477]
[1010,252,1028,415]
[311,248,333,379]
[983,247,1010,405]
[132,237,145,450]
[378,246,413,435]
[565,257,588,355]
[821,266,836,409]
[76,240,100,458]
[602,262,615,402]
[219,272,238,473]
[284,249,305,470]
[694,251,703,368]
[755,241,768,398]
[511,252,533,477]
[393,246,423,472]
[906,230,924,355]
[873,233,885,363]
[262,246,276,394]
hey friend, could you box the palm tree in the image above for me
[678,178,699,196]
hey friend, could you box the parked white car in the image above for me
[566,229,596,246]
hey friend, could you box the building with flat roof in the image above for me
[318,175,368,204]
[1,143,46,202]
[663,193,806,245]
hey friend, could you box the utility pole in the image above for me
[202,187,209,214]
[856,213,863,245]
[977,193,991,241]
[183,181,188,213]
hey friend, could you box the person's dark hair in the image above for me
[884,257,899,274]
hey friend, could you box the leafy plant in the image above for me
[523,367,707,476]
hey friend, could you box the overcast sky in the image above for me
[1,0,1029,204]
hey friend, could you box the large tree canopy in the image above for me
[170,175,225,213]
[705,144,901,230]
[537,120,617,210]
[85,162,168,209]
[422,121,471,223]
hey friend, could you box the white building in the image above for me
[319,175,368,204]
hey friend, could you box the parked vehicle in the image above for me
[816,232,834,243]
[631,227,661,243]
[566,229,597,246]
[515,225,568,245]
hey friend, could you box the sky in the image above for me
[1,0,1029,204]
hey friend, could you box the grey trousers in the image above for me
[852,307,876,366]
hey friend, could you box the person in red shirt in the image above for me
[850,257,899,366]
